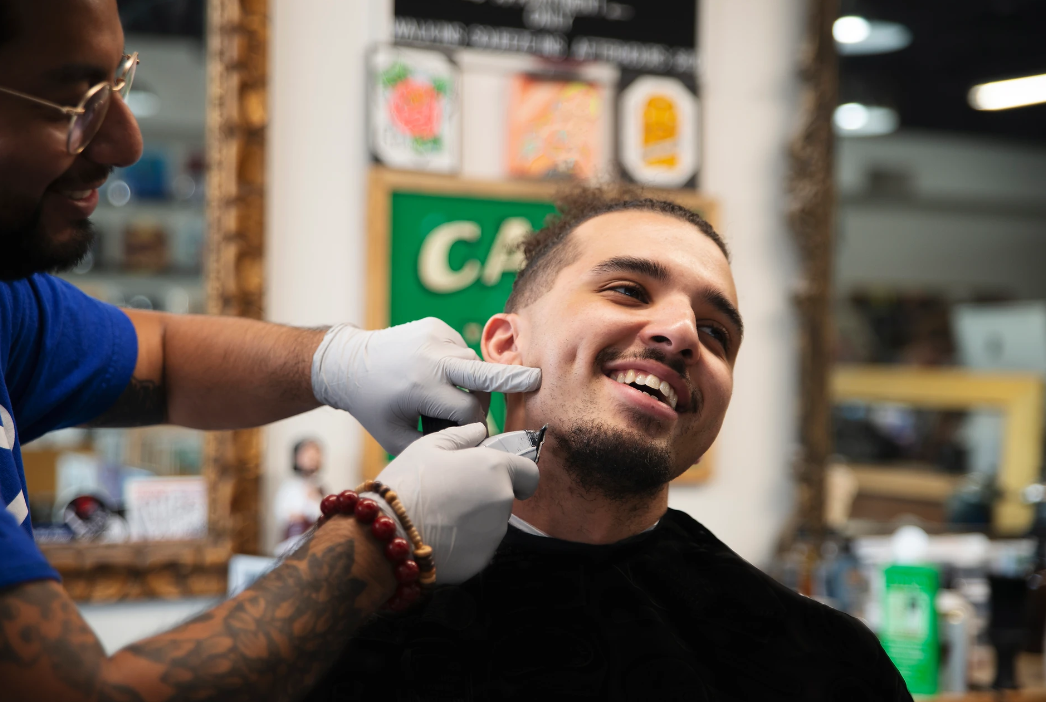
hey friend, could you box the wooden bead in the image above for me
[419,570,437,586]
[413,545,433,560]
[384,490,398,502]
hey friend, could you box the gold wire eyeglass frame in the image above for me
[0,53,139,155]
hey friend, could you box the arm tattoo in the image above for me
[0,528,376,701]
[84,376,168,428]
[123,535,370,701]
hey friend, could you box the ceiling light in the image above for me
[833,103,899,137]
[968,73,1046,111]
[834,17,911,55]
[833,16,871,44]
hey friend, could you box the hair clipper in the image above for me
[420,415,547,463]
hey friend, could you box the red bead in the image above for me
[336,490,358,514]
[371,516,397,541]
[320,494,340,517]
[354,498,379,523]
[398,583,421,604]
[384,538,410,563]
[395,560,419,584]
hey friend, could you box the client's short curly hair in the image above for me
[504,185,728,312]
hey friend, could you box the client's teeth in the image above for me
[624,369,636,384]
[645,375,661,390]
[634,373,647,384]
[659,380,671,397]
[64,190,91,200]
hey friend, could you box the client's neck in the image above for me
[509,438,669,545]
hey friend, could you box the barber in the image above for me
[0,1,540,699]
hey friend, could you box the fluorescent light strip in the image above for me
[968,73,1046,111]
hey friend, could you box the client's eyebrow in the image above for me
[591,255,744,340]
[590,256,669,282]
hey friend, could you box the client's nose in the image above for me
[640,297,699,362]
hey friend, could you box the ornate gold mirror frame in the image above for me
[780,0,838,555]
[40,0,268,601]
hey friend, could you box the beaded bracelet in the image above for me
[357,479,436,587]
[317,490,425,611]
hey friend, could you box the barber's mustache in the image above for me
[596,346,701,414]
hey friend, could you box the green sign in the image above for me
[389,190,557,433]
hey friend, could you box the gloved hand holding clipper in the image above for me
[362,423,543,584]
[312,318,541,455]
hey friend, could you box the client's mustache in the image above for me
[595,346,701,414]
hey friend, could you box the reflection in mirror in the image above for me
[829,402,1004,531]
[831,0,1046,537]
[23,5,209,545]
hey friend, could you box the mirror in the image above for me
[829,2,1046,536]
[21,0,267,601]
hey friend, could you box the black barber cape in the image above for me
[306,509,912,701]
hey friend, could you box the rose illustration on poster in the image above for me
[369,46,460,173]
[619,75,699,188]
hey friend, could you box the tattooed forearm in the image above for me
[120,531,373,701]
[0,518,393,702]
[84,376,168,427]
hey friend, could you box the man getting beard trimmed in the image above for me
[303,188,914,702]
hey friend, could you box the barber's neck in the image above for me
[509,439,668,545]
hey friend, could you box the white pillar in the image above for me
[668,0,804,567]
[264,0,393,553]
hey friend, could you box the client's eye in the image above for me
[699,323,730,350]
[607,282,649,303]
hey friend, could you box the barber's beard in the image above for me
[552,420,673,502]
[0,204,96,281]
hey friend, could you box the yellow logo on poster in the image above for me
[643,95,679,168]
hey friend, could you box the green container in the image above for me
[881,564,939,695]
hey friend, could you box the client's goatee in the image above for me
[552,421,673,502]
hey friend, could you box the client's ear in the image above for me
[482,313,523,365]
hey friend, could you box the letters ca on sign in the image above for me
[417,217,532,294]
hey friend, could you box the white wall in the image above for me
[264,0,803,567]
[667,0,802,566]
[263,0,394,553]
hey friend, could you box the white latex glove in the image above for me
[366,423,539,584]
[311,318,541,456]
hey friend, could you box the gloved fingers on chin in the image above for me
[442,357,541,394]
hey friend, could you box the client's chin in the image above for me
[551,421,673,502]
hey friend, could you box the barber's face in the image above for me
[488,211,742,477]
[0,0,142,280]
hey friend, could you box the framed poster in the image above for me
[368,45,461,173]
[505,76,606,180]
[619,75,699,188]
[365,167,719,484]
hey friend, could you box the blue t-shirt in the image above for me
[0,274,137,590]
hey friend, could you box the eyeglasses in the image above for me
[0,53,139,155]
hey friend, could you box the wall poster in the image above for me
[364,167,719,483]
[368,45,461,173]
[505,76,606,180]
[619,75,698,188]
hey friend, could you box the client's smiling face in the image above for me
[484,210,741,499]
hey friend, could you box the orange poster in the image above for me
[506,76,604,180]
